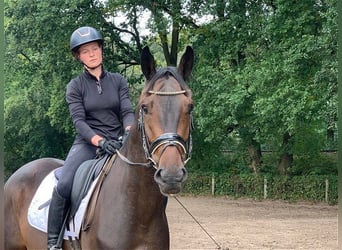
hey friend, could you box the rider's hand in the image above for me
[98,139,122,155]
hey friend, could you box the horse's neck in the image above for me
[121,129,146,163]
[101,157,163,221]
[88,154,166,248]
[108,132,163,207]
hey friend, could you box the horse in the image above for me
[4,45,194,250]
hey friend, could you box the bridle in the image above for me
[116,89,193,169]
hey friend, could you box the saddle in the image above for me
[55,154,116,248]
[68,155,108,221]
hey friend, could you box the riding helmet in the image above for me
[70,26,104,54]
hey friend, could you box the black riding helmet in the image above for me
[70,26,104,57]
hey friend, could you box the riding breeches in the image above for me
[56,143,97,200]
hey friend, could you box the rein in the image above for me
[116,150,153,168]
[173,196,227,250]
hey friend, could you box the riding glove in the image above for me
[98,139,122,155]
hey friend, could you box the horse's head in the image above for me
[138,46,194,195]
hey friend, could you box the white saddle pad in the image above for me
[27,169,98,239]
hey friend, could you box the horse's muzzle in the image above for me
[154,166,188,195]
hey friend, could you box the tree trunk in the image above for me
[247,141,262,173]
[278,132,293,175]
[326,128,335,148]
[169,22,179,66]
[278,153,293,175]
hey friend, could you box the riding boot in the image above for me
[47,187,69,250]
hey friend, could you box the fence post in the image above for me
[211,174,215,195]
[325,178,329,203]
[264,177,267,199]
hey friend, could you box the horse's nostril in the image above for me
[155,168,162,179]
[182,168,188,180]
[154,167,188,183]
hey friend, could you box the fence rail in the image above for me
[183,173,338,204]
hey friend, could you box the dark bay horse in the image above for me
[4,46,194,250]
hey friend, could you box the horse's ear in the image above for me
[178,46,194,80]
[141,46,156,80]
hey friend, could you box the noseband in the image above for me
[116,89,193,169]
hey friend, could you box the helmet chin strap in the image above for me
[82,62,103,71]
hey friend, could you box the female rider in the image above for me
[47,26,134,250]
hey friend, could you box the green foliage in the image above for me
[183,173,338,204]
[267,175,337,204]
[291,153,337,176]
[4,0,338,180]
[4,92,69,179]
[190,0,337,173]
[4,0,144,175]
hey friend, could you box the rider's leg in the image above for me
[47,143,97,250]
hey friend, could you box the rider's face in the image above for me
[78,42,103,68]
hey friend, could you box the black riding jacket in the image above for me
[66,69,135,144]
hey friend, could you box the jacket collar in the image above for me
[83,66,107,80]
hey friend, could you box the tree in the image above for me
[107,0,202,65]
[191,0,337,174]
[191,0,266,173]
[5,0,337,177]
[4,0,144,174]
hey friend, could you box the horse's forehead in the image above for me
[153,76,182,91]
[147,67,187,91]
[139,68,191,106]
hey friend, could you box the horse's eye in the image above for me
[141,104,148,114]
